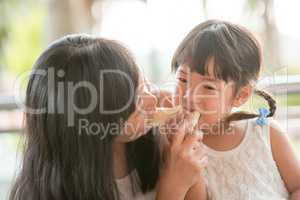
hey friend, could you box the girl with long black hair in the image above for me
[10,34,207,200]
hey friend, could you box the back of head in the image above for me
[10,34,139,200]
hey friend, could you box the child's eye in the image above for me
[178,77,187,83]
[204,85,216,90]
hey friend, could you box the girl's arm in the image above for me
[270,121,300,199]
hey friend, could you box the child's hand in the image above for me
[157,114,208,200]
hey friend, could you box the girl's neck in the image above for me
[112,141,130,179]
[201,121,235,137]
[202,121,247,151]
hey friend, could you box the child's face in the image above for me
[174,60,236,127]
[115,74,158,143]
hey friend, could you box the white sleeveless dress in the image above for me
[116,170,156,200]
[203,118,289,200]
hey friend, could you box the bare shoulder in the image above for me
[269,119,300,193]
[269,119,293,156]
[269,119,293,153]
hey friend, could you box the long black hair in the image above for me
[10,34,160,200]
[172,20,276,124]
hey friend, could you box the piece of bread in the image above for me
[150,106,201,128]
[151,105,182,126]
[191,112,201,128]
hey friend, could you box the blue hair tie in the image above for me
[256,107,270,126]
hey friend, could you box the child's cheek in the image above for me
[196,96,226,124]
[196,96,219,114]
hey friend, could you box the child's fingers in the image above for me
[169,113,194,147]
[163,109,184,134]
[172,94,181,107]
[182,130,203,150]
[193,130,204,141]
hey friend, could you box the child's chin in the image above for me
[198,115,218,125]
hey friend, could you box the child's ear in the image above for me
[232,85,252,107]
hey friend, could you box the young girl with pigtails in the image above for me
[171,20,300,199]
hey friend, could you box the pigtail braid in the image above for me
[254,89,276,117]
[224,89,276,127]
